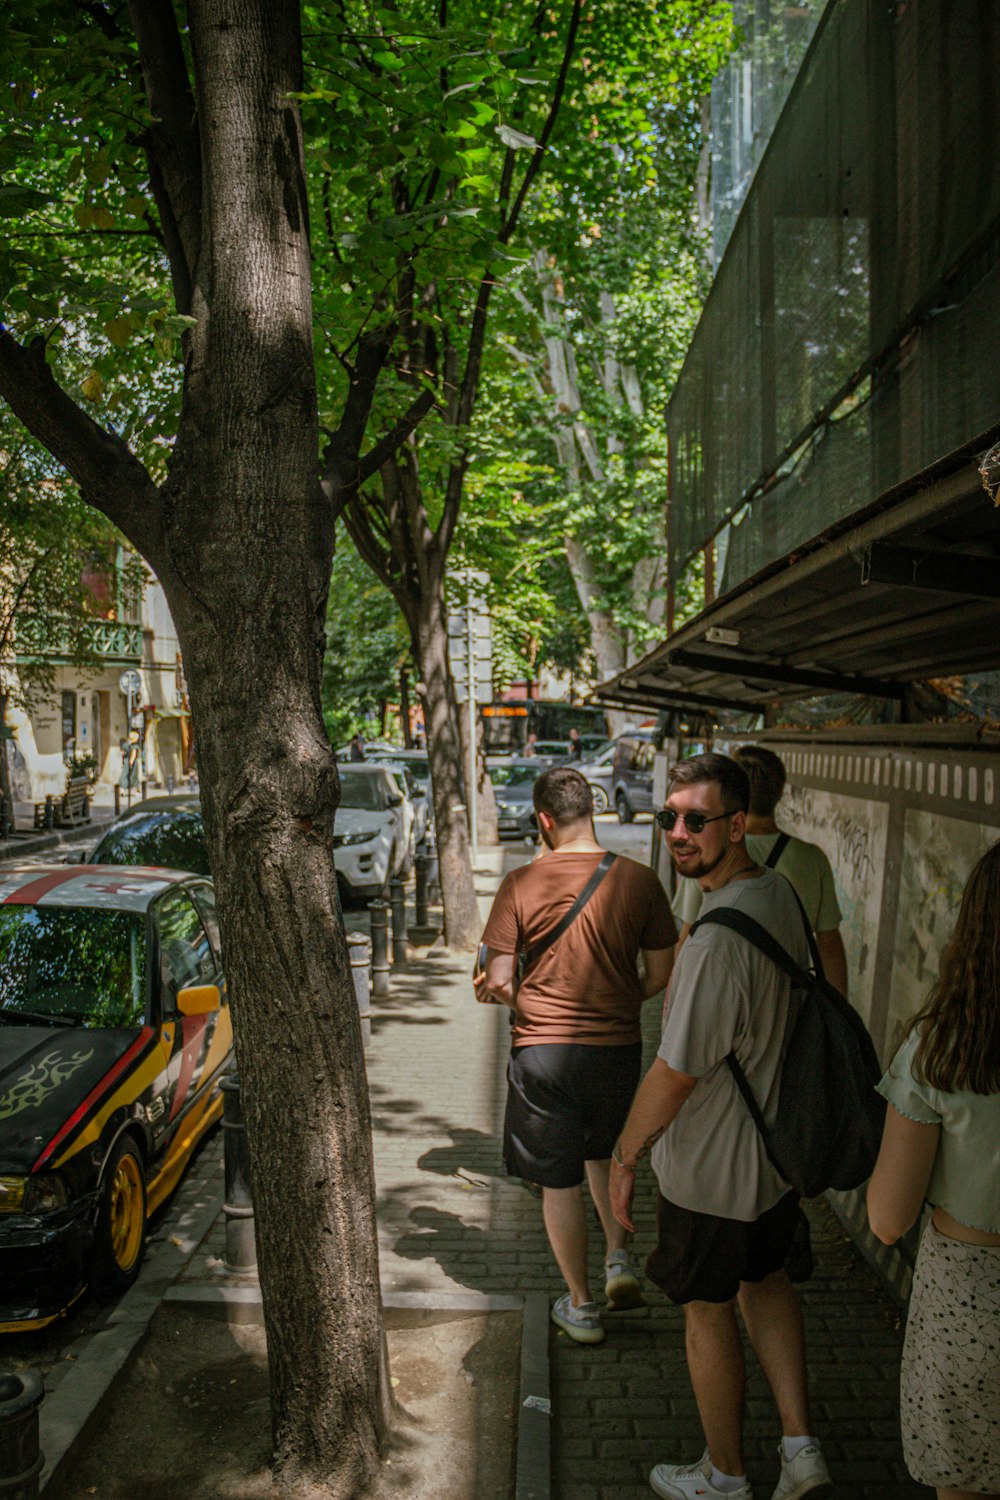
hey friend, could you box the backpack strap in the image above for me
[764,832,791,869]
[691,900,822,1161]
[520,851,616,979]
[691,904,816,988]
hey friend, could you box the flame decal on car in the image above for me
[0,1048,95,1122]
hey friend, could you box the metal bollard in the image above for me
[370,899,390,996]
[0,796,12,839]
[0,1369,44,1500]
[389,879,408,964]
[43,796,55,830]
[414,849,429,927]
[220,1072,256,1274]
[426,835,441,905]
[347,932,372,1050]
[114,784,121,816]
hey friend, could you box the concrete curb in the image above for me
[164,1279,552,1500]
[38,1179,224,1491]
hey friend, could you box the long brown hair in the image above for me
[908,840,1000,1094]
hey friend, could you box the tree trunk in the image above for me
[145,6,390,1492]
[414,590,481,947]
[175,588,388,1498]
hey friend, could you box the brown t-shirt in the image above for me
[481,850,676,1047]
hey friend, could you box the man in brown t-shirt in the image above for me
[477,766,676,1344]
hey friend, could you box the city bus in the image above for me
[480,700,609,756]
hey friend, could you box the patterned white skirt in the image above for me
[901,1217,1000,1491]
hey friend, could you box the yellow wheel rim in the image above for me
[109,1152,144,1272]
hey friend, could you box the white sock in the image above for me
[709,1468,747,1494]
[782,1435,816,1461]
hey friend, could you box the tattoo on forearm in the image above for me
[614,1126,665,1169]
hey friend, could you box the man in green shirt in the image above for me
[672,746,848,998]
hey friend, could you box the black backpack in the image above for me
[691,890,886,1199]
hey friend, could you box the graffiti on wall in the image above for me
[780,785,889,1030]
[886,810,999,1050]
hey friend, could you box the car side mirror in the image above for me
[387,792,404,807]
[177,983,221,1016]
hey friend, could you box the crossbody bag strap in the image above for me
[764,832,791,869]
[520,851,616,979]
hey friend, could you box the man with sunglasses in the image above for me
[671,744,847,999]
[610,752,831,1500]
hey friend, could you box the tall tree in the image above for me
[330,0,729,935]
[2,4,414,1491]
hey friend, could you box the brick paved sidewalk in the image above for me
[369,849,929,1500]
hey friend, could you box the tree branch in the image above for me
[127,0,202,315]
[358,389,437,483]
[0,328,164,561]
[320,325,394,518]
[341,494,393,589]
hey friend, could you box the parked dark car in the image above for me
[610,731,657,823]
[488,760,545,842]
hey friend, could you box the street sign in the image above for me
[119,669,142,697]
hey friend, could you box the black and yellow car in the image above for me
[0,863,231,1332]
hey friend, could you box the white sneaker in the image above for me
[650,1451,752,1499]
[550,1292,604,1344]
[771,1441,832,1499]
[605,1250,646,1310]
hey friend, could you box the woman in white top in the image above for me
[868,841,1000,1500]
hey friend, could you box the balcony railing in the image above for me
[14,615,143,662]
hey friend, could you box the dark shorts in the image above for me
[645,1189,801,1304]
[504,1042,642,1190]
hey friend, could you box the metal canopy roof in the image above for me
[595,433,1000,720]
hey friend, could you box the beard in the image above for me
[671,842,729,880]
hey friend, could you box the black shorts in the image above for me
[645,1189,801,1304]
[503,1042,642,1190]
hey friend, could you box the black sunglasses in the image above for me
[656,808,732,835]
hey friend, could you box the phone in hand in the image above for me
[474,942,497,1003]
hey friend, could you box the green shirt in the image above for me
[671,832,843,934]
[878,1027,1000,1234]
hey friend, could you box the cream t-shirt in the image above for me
[652,867,811,1222]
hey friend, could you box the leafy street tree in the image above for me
[2,4,412,1492]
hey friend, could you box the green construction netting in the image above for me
[669,0,1000,591]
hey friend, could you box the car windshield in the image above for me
[386,757,428,781]
[0,906,148,1027]
[92,810,210,875]
[490,764,540,788]
[339,773,388,811]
